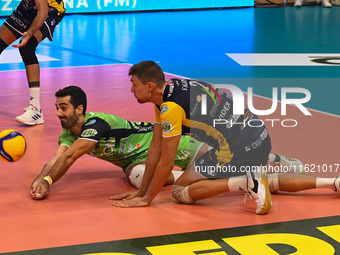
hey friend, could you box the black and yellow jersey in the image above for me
[21,0,66,15]
[155,79,269,165]
[48,0,66,15]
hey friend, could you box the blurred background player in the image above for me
[294,0,332,7]
[0,0,65,125]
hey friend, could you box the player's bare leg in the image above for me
[269,173,340,193]
[15,31,44,125]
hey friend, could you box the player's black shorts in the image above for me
[193,128,272,179]
[4,2,64,41]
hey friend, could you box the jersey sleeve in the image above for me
[79,117,111,142]
[159,102,185,137]
[154,104,161,124]
[59,129,77,147]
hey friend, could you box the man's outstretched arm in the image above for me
[30,139,97,199]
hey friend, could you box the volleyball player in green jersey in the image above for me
[29,86,206,199]
[58,112,204,188]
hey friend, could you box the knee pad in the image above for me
[172,185,194,204]
[268,173,279,193]
[19,36,39,66]
[128,164,145,189]
[172,170,183,183]
[0,38,8,54]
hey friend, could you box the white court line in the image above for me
[226,53,340,66]
[0,49,59,64]
[0,62,130,72]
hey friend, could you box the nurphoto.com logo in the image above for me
[201,84,312,128]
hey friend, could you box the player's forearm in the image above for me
[47,154,75,184]
[138,144,161,195]
[37,161,54,179]
[27,8,48,36]
[143,162,174,203]
[32,156,58,183]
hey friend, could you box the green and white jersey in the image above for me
[59,112,202,171]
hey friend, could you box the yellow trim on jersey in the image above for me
[156,100,233,165]
[190,120,234,165]
[48,0,66,15]
[154,104,161,123]
[159,102,185,137]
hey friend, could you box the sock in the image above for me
[172,170,183,182]
[268,154,279,165]
[0,38,8,54]
[227,175,247,192]
[29,87,40,109]
[268,173,279,193]
[316,177,336,190]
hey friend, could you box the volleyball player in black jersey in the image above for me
[113,61,274,214]
[0,0,65,125]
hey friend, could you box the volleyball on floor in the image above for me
[0,129,26,162]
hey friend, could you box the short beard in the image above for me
[60,113,79,129]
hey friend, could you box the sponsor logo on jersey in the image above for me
[10,13,28,29]
[81,129,98,137]
[218,101,231,119]
[207,167,217,177]
[181,79,189,91]
[190,94,203,117]
[240,110,254,130]
[161,105,168,114]
[136,125,153,132]
[120,139,128,154]
[167,84,174,98]
[128,144,133,153]
[162,121,173,134]
[190,80,222,107]
[190,102,199,117]
[85,119,96,126]
[209,103,218,118]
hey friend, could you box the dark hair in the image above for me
[55,86,87,115]
[128,60,166,88]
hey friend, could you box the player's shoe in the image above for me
[294,0,302,6]
[272,154,304,174]
[334,176,340,193]
[322,0,332,7]
[245,167,273,215]
[15,105,44,125]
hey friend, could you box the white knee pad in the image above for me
[172,185,194,204]
[128,164,145,189]
[268,173,279,193]
[172,170,183,183]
